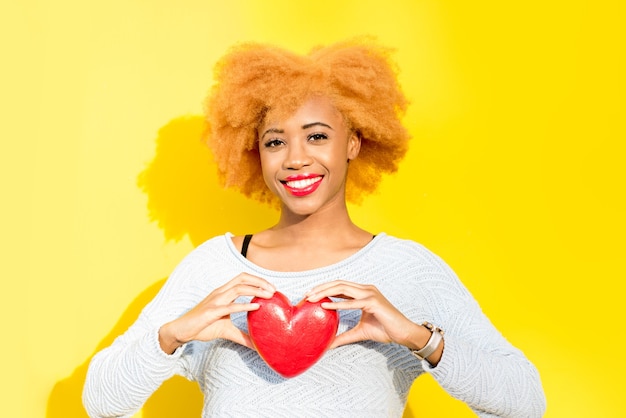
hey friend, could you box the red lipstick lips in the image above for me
[281,174,323,197]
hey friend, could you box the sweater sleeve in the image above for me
[412,247,547,417]
[424,299,546,417]
[82,321,189,417]
[82,244,212,417]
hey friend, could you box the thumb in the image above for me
[224,327,256,350]
[330,328,364,349]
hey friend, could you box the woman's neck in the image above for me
[243,203,372,272]
[273,200,357,240]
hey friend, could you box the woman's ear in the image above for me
[347,131,361,161]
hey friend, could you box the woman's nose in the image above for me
[283,143,313,170]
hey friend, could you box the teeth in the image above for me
[286,177,321,189]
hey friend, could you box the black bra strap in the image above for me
[241,234,253,258]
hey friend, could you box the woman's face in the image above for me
[258,96,361,216]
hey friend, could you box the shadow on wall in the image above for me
[46,116,277,417]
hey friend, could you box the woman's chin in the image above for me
[281,201,319,217]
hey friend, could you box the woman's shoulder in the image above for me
[375,234,473,303]
[194,233,234,250]
[374,234,466,284]
[160,234,240,290]
[176,233,237,267]
[375,234,446,264]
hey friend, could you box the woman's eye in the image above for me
[264,138,285,148]
[308,133,328,142]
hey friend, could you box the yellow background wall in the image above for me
[2,1,624,416]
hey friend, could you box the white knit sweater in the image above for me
[83,233,546,417]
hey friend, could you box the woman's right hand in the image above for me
[158,273,275,354]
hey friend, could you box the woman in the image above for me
[83,39,546,417]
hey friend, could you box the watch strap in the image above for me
[410,322,444,361]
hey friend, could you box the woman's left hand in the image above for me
[306,280,426,350]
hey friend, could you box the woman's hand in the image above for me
[158,273,275,354]
[306,280,442,364]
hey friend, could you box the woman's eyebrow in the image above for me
[302,122,333,130]
[260,127,283,138]
[261,122,333,138]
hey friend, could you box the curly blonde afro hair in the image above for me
[204,38,410,204]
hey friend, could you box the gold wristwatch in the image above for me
[409,322,444,361]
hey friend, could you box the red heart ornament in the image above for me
[247,291,339,378]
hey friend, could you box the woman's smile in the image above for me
[281,174,324,196]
